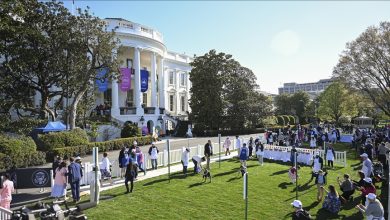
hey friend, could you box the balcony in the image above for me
[120,107,136,115]
[143,107,155,114]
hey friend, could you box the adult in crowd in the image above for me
[204,140,213,169]
[130,150,138,179]
[378,142,389,167]
[357,177,376,205]
[321,185,341,214]
[148,142,159,170]
[118,145,131,177]
[68,157,83,202]
[268,132,274,145]
[0,173,15,209]
[100,152,113,185]
[240,143,249,167]
[360,153,373,178]
[310,136,317,149]
[326,144,335,168]
[235,136,241,155]
[52,156,62,178]
[364,140,374,161]
[337,174,354,203]
[223,137,231,156]
[51,161,68,200]
[310,152,323,182]
[136,147,146,176]
[315,170,328,202]
[181,147,190,177]
[291,200,311,220]
[192,155,205,174]
[256,142,264,166]
[124,159,136,194]
[248,137,254,158]
[356,193,384,220]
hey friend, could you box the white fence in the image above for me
[0,206,12,220]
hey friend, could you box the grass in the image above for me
[81,143,383,220]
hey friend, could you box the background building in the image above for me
[278,78,333,98]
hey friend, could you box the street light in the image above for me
[139,116,145,125]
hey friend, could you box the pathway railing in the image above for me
[0,206,12,220]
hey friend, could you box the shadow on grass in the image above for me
[188,182,204,188]
[143,174,185,186]
[304,201,320,211]
[340,196,360,211]
[270,169,289,176]
[214,169,239,178]
[291,179,315,192]
[352,165,362,171]
[315,208,343,220]
[227,176,240,182]
[278,182,293,189]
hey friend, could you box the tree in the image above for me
[246,92,273,128]
[317,82,356,124]
[62,7,120,129]
[189,50,229,130]
[333,21,390,117]
[274,94,292,115]
[274,91,310,124]
[0,0,80,120]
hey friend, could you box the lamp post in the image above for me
[139,115,145,125]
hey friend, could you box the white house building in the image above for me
[96,18,192,135]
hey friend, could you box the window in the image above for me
[143,93,147,105]
[180,73,186,87]
[126,90,133,107]
[181,96,185,112]
[169,71,174,85]
[169,95,174,111]
[103,89,112,106]
[126,59,133,68]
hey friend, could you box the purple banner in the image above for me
[120,68,131,92]
[96,68,108,92]
[140,69,149,92]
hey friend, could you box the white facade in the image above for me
[96,18,192,134]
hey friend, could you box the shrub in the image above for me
[288,115,296,125]
[8,118,47,136]
[121,123,141,138]
[0,135,46,170]
[276,116,285,126]
[50,136,153,161]
[193,128,266,137]
[282,115,290,125]
[38,128,89,151]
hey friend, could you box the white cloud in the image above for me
[270,30,301,56]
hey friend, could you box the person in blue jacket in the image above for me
[240,143,249,167]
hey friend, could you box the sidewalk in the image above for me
[11,151,238,208]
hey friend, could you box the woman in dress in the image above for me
[256,142,264,166]
[51,161,68,200]
[0,173,15,209]
[322,185,341,214]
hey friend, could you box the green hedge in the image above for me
[194,128,266,137]
[276,116,285,126]
[38,128,89,151]
[51,136,153,160]
[0,135,46,170]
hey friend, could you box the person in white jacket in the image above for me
[181,148,190,177]
[235,136,241,155]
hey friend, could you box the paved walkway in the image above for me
[11,151,239,208]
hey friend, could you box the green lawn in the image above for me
[83,143,384,220]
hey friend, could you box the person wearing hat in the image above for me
[148,142,159,170]
[68,157,83,202]
[315,169,328,202]
[310,152,323,182]
[357,177,376,205]
[181,147,190,177]
[291,200,311,220]
[360,153,373,178]
[356,193,384,220]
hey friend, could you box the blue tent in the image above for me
[39,121,67,132]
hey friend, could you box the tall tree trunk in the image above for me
[69,87,88,129]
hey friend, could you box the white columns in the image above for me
[111,80,120,116]
[176,70,180,114]
[186,72,191,112]
[159,58,165,110]
[134,47,142,115]
[151,52,157,112]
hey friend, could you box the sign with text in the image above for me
[120,68,131,92]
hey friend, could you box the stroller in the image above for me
[373,162,385,183]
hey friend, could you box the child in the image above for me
[315,170,328,201]
[289,166,298,183]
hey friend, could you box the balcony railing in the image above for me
[144,107,155,114]
[120,107,136,115]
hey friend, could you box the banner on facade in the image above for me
[96,68,109,92]
[140,69,149,92]
[120,68,131,92]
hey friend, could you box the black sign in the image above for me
[7,168,52,189]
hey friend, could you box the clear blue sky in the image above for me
[63,1,390,94]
